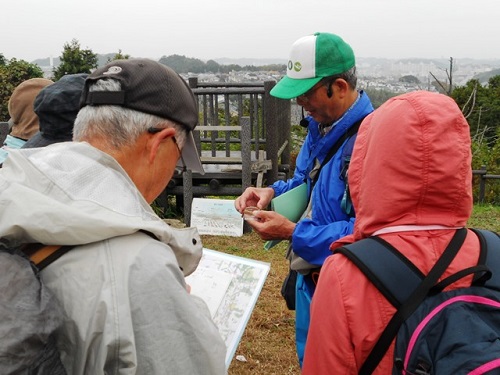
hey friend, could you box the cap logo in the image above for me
[103,66,122,75]
[293,61,302,72]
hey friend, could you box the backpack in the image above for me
[336,228,500,375]
[0,240,73,374]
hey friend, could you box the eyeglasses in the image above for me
[296,82,325,102]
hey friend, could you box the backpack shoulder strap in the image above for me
[22,244,74,271]
[335,236,425,308]
[337,228,468,375]
[471,228,500,289]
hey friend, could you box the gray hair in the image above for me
[73,78,187,149]
[321,66,358,90]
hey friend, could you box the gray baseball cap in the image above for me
[80,58,204,174]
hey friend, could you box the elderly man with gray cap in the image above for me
[0,59,226,374]
[235,32,374,366]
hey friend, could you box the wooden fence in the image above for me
[159,78,291,225]
[473,166,500,203]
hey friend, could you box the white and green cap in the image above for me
[270,32,355,99]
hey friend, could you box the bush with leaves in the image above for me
[0,57,44,121]
[471,127,500,204]
[53,39,98,81]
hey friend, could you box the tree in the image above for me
[205,59,220,73]
[159,54,206,74]
[363,87,398,109]
[452,76,500,145]
[399,75,420,84]
[107,49,130,63]
[430,57,454,96]
[53,39,98,80]
[0,58,44,121]
[452,76,500,202]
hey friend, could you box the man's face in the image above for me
[296,79,345,125]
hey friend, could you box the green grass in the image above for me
[468,204,500,232]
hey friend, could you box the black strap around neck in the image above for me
[312,118,363,186]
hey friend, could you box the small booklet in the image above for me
[264,182,308,250]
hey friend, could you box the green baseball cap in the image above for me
[270,32,355,99]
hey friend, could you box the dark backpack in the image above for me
[336,228,500,375]
[0,240,73,374]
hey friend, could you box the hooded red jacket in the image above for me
[303,91,478,374]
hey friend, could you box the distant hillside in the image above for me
[29,54,500,83]
[213,57,286,66]
[32,55,286,68]
[33,53,122,68]
[474,68,500,84]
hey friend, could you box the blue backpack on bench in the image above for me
[336,228,500,375]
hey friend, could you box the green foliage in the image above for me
[0,58,44,121]
[53,39,98,80]
[205,59,220,73]
[452,76,500,145]
[158,54,286,74]
[363,87,398,108]
[471,127,500,204]
[106,49,130,63]
[0,53,7,66]
[474,68,500,85]
[399,75,420,84]
[159,54,206,74]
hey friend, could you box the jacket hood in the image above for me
[348,91,472,240]
[0,142,202,275]
[8,78,54,140]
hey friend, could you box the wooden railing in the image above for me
[473,166,500,203]
[160,78,291,225]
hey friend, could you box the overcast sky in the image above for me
[2,0,499,63]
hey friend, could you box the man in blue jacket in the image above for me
[234,32,374,366]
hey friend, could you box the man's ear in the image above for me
[148,127,176,164]
[333,78,349,98]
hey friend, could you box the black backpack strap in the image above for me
[336,236,425,308]
[22,244,74,271]
[338,228,468,375]
[312,119,363,186]
[471,228,500,289]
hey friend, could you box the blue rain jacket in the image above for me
[271,91,374,366]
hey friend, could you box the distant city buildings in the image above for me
[36,56,499,119]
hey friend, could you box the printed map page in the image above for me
[185,248,270,369]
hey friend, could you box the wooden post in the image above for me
[264,81,279,184]
[183,169,193,226]
[479,165,487,204]
[241,116,252,192]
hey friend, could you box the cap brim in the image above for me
[270,76,322,99]
[177,131,205,175]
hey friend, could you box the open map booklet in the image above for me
[185,248,270,369]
